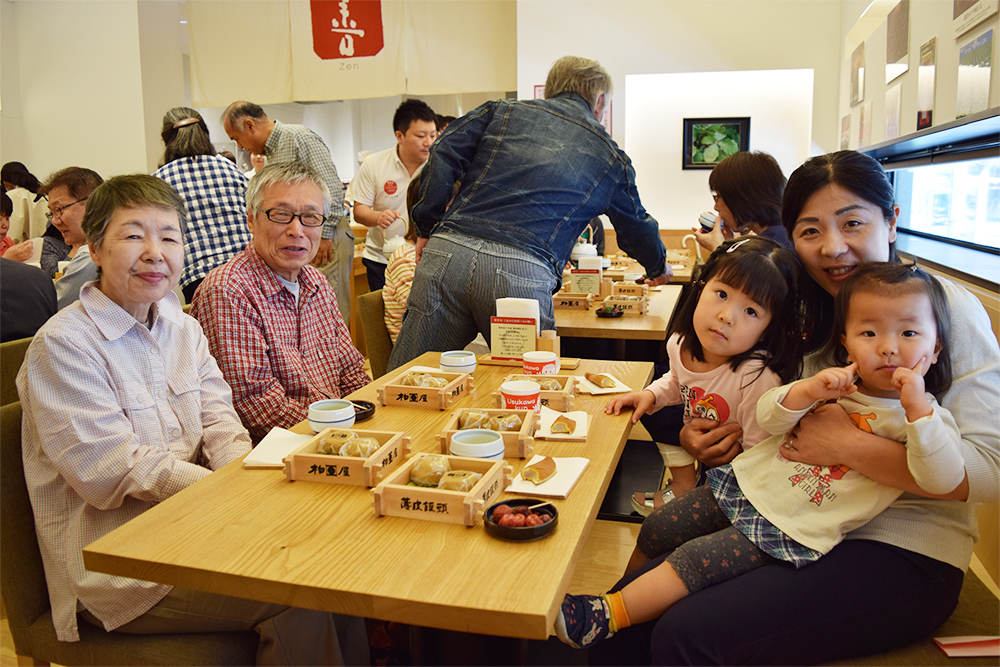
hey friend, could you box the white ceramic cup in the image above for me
[439,350,477,375]
[522,350,560,375]
[308,399,356,433]
[449,429,504,460]
[500,380,541,413]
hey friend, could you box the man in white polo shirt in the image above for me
[352,99,438,290]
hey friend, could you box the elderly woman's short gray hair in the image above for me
[246,161,331,218]
[543,56,613,111]
[82,174,188,252]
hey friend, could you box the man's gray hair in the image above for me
[246,161,331,217]
[222,100,267,128]
[543,56,613,111]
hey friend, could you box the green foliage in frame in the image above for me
[682,117,750,170]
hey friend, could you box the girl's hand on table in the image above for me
[680,417,742,467]
[604,390,656,423]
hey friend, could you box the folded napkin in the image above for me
[243,428,313,469]
[576,372,631,395]
[538,405,589,440]
[507,455,590,498]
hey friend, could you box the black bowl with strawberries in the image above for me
[484,498,558,541]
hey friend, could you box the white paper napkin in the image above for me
[538,405,588,439]
[576,373,631,395]
[243,428,313,469]
[507,455,590,498]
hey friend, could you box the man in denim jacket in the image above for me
[388,56,669,369]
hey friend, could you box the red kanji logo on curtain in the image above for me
[311,0,384,60]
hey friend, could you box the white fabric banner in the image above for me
[189,0,514,106]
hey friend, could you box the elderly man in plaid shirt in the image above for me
[222,101,353,322]
[192,162,370,442]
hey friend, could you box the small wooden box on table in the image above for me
[601,294,649,315]
[283,428,411,487]
[554,293,594,310]
[376,370,473,409]
[437,408,539,459]
[370,453,512,526]
[494,373,576,411]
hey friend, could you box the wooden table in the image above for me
[83,354,653,641]
[554,285,683,341]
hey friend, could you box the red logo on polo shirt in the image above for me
[384,181,398,195]
[311,0,384,60]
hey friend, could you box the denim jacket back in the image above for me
[411,93,666,281]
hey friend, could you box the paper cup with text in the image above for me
[522,350,560,375]
[500,380,541,413]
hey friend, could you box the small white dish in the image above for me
[450,429,504,460]
[439,350,477,374]
[308,399,356,433]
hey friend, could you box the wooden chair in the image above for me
[0,402,259,666]
[357,289,393,380]
[1,336,32,406]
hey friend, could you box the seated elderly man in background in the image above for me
[193,162,370,442]
[18,174,367,665]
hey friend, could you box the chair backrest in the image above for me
[1,336,32,406]
[357,289,393,380]
[0,402,52,647]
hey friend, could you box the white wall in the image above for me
[515,0,842,154]
[838,0,1000,148]
[626,69,814,228]
[3,0,150,180]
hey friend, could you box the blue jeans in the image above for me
[387,233,557,371]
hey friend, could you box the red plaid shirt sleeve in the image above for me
[193,248,370,441]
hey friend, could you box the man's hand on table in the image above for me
[644,267,673,286]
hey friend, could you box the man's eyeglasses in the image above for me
[262,208,326,227]
[46,197,88,220]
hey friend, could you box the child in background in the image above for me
[559,262,964,648]
[610,237,804,509]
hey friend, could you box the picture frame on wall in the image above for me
[682,117,750,170]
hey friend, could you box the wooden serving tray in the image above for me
[370,453,512,526]
[437,408,539,459]
[601,294,649,315]
[554,293,594,310]
[377,370,474,410]
[493,374,576,412]
[283,427,411,487]
[612,282,649,297]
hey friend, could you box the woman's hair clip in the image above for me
[172,117,201,129]
[727,238,752,253]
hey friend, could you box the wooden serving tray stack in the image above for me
[370,453,512,526]
[377,370,474,410]
[436,408,539,459]
[283,427,411,487]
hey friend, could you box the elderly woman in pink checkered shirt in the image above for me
[17,174,367,665]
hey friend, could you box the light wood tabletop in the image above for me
[554,284,683,341]
[83,353,654,641]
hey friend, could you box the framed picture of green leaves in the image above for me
[682,117,750,169]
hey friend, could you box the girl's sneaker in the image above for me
[554,594,613,648]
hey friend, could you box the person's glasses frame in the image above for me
[262,208,327,227]
[46,197,88,221]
